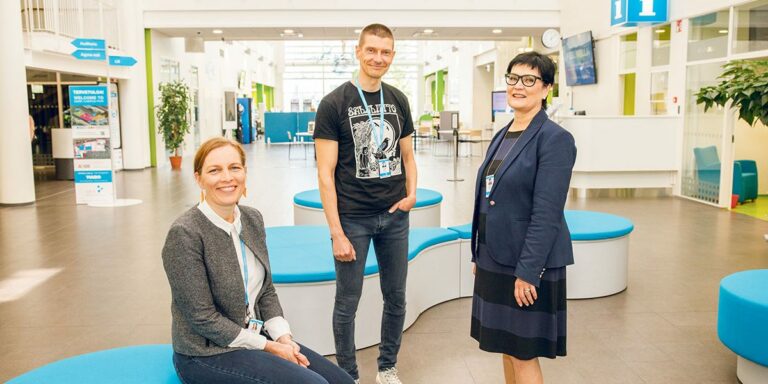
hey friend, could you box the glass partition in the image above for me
[688,11,729,62]
[732,0,768,54]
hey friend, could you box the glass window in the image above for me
[620,33,637,71]
[681,62,726,204]
[160,59,180,84]
[733,0,768,54]
[687,11,729,61]
[652,24,671,67]
[650,71,669,115]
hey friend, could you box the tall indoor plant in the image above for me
[695,59,768,127]
[156,81,191,169]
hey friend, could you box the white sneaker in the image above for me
[376,367,403,384]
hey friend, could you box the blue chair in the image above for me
[735,160,758,202]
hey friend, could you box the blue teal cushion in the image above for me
[267,226,458,283]
[293,188,443,209]
[7,345,179,384]
[448,223,472,239]
[564,210,634,240]
[447,210,634,242]
[718,269,768,366]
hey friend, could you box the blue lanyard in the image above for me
[239,239,250,308]
[354,78,385,147]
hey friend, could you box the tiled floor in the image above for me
[1,141,766,383]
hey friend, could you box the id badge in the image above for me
[485,175,494,198]
[247,318,264,334]
[378,159,391,178]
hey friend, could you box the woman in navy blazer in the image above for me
[470,52,576,384]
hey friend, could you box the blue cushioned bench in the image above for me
[292,188,443,227]
[8,345,179,384]
[447,210,635,299]
[718,269,768,384]
[267,225,460,355]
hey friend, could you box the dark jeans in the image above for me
[172,344,355,384]
[333,209,410,379]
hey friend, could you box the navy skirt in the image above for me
[470,244,567,359]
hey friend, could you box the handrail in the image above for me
[20,0,120,50]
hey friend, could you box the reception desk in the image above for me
[559,115,682,194]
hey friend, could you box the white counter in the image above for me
[559,115,682,192]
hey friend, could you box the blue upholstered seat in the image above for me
[718,269,768,367]
[735,160,758,202]
[266,226,459,283]
[447,210,634,241]
[293,188,443,210]
[8,345,180,384]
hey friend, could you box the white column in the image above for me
[0,1,36,204]
[117,1,151,169]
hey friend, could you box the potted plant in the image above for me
[695,59,768,127]
[156,81,191,170]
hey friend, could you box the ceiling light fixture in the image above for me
[354,29,362,34]
[284,29,294,34]
[492,29,502,34]
[212,29,223,34]
[423,29,434,34]
[718,29,728,34]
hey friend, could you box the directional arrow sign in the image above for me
[72,49,106,60]
[71,38,105,50]
[108,55,137,67]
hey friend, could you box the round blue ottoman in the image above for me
[293,188,443,227]
[8,344,179,384]
[718,269,768,383]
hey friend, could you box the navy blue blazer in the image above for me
[470,109,577,287]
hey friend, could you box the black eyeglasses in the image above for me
[505,73,542,87]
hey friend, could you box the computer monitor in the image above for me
[491,90,507,122]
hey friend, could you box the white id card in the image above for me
[378,159,392,178]
[247,319,263,334]
[485,175,494,198]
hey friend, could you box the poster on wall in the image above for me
[69,85,114,204]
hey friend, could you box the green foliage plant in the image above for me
[696,60,768,127]
[156,81,191,156]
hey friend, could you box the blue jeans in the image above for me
[172,344,355,384]
[333,210,410,379]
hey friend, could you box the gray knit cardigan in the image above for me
[162,205,284,356]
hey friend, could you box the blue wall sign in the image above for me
[72,49,106,61]
[108,56,137,67]
[612,0,668,26]
[71,38,105,50]
[69,86,109,107]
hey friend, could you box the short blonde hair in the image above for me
[193,137,246,175]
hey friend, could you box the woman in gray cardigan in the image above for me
[162,138,354,384]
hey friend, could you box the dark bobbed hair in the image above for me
[506,51,556,109]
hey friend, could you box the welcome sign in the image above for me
[70,85,114,204]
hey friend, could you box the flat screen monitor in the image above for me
[491,90,507,122]
[562,31,597,86]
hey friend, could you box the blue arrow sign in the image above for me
[72,49,106,60]
[71,38,105,50]
[108,55,137,67]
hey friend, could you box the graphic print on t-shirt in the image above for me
[348,103,402,179]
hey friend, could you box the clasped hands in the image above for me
[266,334,310,367]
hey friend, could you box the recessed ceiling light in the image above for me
[492,29,502,34]
[423,29,434,34]
[655,29,665,33]
[297,33,304,38]
[284,29,294,34]
[354,29,362,34]
[212,29,223,34]
[718,29,728,34]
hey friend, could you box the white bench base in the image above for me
[566,235,629,299]
[293,204,441,228]
[275,241,460,355]
[738,356,768,384]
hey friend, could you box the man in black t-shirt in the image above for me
[313,23,416,384]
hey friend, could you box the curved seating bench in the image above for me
[447,223,473,298]
[267,225,459,355]
[293,188,443,227]
[447,210,634,300]
[8,344,179,384]
[718,269,768,384]
[565,210,634,299]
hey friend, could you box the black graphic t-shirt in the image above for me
[313,81,414,216]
